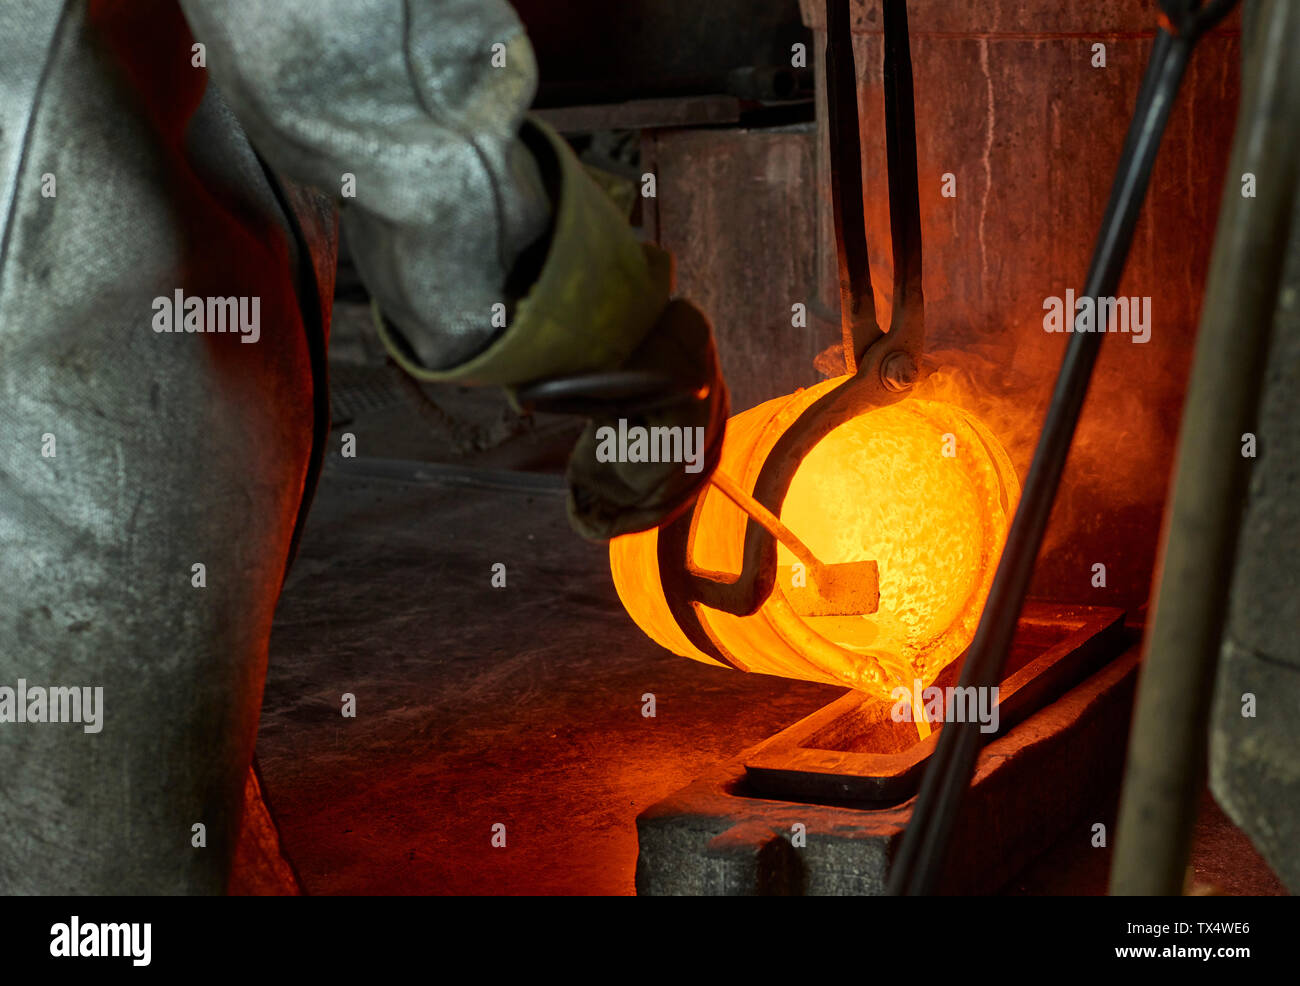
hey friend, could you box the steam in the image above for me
[907,336,1181,599]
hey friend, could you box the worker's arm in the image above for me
[176,0,554,371]
[178,0,726,538]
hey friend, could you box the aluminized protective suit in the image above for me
[0,0,721,893]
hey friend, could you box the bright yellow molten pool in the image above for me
[610,376,1020,702]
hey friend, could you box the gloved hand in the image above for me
[527,297,729,540]
[372,115,729,539]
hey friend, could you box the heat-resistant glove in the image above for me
[532,296,729,540]
[375,115,728,540]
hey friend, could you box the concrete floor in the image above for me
[257,450,1284,895]
[252,301,1285,895]
[259,454,845,894]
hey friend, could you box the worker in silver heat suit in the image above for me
[0,0,726,893]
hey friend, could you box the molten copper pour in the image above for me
[610,378,1020,702]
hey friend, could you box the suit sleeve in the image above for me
[177,0,669,384]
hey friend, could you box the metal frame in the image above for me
[657,0,926,642]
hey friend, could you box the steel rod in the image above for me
[881,0,924,347]
[706,469,829,582]
[825,0,880,368]
[1111,0,1300,895]
[888,19,1202,896]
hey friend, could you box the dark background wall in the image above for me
[520,0,1242,613]
[514,0,810,105]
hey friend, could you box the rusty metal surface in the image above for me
[800,0,1234,33]
[645,126,828,414]
[788,0,1241,611]
[743,602,1126,804]
[648,4,1240,609]
[637,643,1144,894]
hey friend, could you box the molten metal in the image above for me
[610,377,1020,702]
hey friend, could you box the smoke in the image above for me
[908,325,1189,606]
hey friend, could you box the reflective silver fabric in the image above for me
[0,0,546,893]
[178,0,552,370]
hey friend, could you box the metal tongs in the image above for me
[517,2,927,657]
[652,0,927,631]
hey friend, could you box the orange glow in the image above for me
[610,375,1019,703]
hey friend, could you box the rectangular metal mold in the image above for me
[743,602,1127,806]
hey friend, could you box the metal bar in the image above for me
[888,16,1206,896]
[880,0,924,354]
[1111,0,1300,896]
[533,96,743,134]
[825,0,881,369]
[706,468,828,582]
